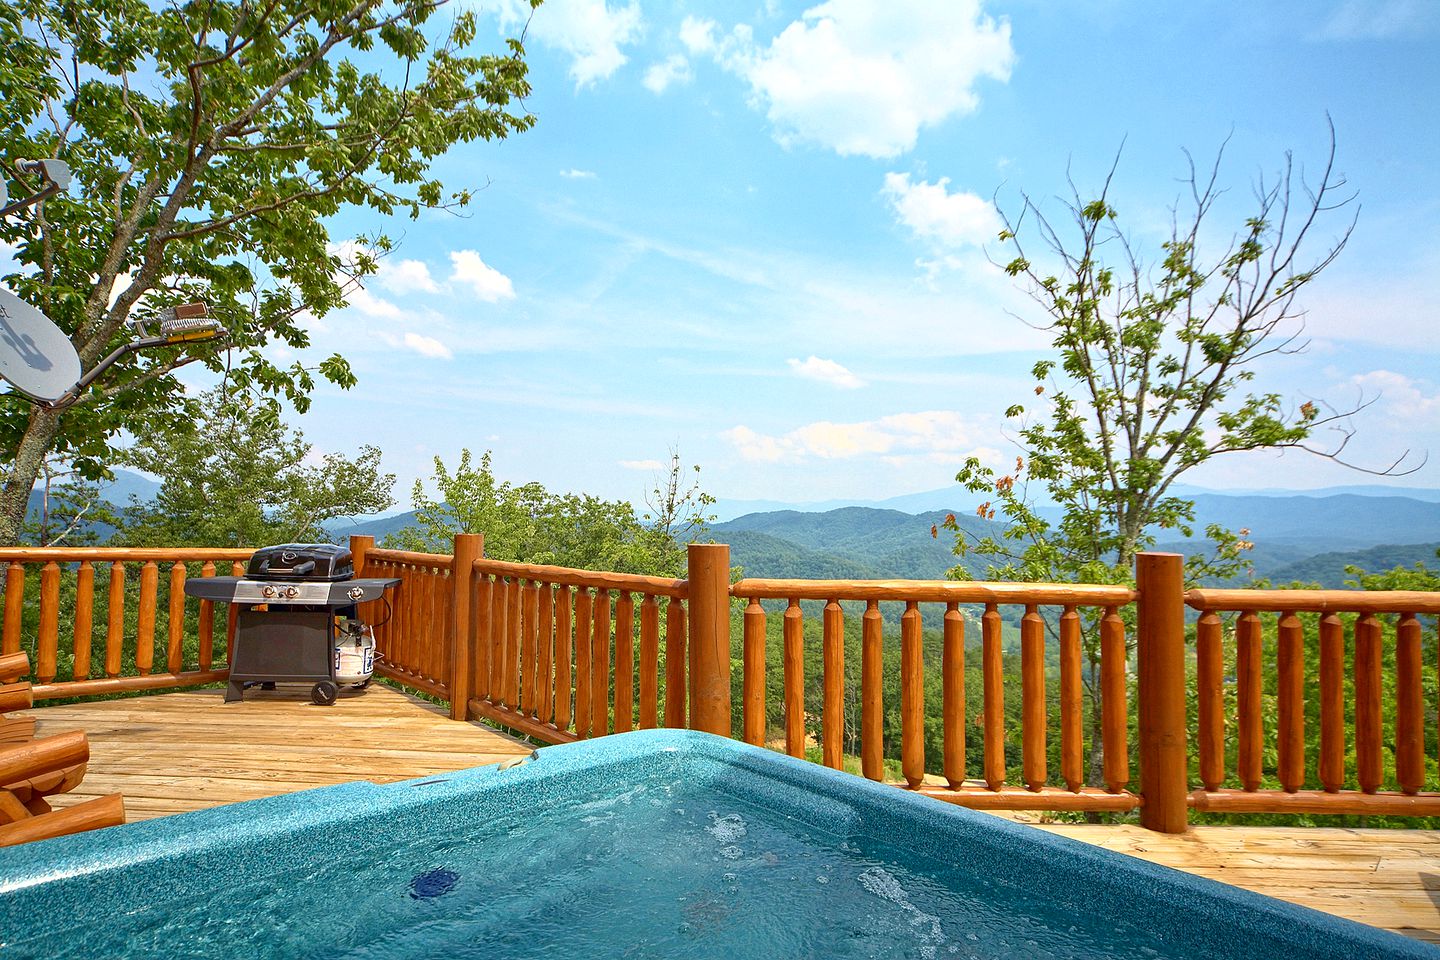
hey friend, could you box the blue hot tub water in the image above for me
[0,731,1432,959]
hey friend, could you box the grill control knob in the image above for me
[261,585,276,598]
[284,586,299,599]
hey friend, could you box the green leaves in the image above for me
[0,0,541,541]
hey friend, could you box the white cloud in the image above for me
[448,250,516,302]
[679,15,717,54]
[723,410,985,462]
[378,258,439,295]
[494,0,642,88]
[786,355,866,388]
[403,332,452,359]
[643,54,692,93]
[560,168,598,179]
[882,172,1000,249]
[1313,0,1437,40]
[347,285,403,319]
[618,459,665,470]
[704,0,1014,158]
[1350,370,1440,426]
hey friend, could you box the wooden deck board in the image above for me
[15,688,1440,944]
[23,684,531,818]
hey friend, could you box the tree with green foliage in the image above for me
[944,127,1414,787]
[119,386,393,547]
[385,449,714,577]
[0,0,541,544]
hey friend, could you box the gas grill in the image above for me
[184,543,400,705]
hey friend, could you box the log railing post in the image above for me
[349,536,374,578]
[687,543,732,737]
[1136,552,1189,833]
[449,533,484,721]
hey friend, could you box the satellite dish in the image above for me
[0,287,82,404]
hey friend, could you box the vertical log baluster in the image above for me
[943,602,965,789]
[1396,611,1423,795]
[73,561,95,681]
[521,580,539,715]
[591,590,611,736]
[861,599,883,781]
[639,593,659,729]
[506,576,522,707]
[1020,604,1047,790]
[538,583,555,723]
[784,598,804,759]
[982,603,1005,789]
[1355,611,1383,794]
[901,601,924,788]
[37,562,60,684]
[1196,610,1224,791]
[555,585,573,730]
[743,598,766,745]
[574,588,592,737]
[1277,611,1305,793]
[614,591,634,733]
[1236,610,1262,792]
[1059,605,1082,792]
[2,562,24,655]
[473,575,491,702]
[1100,607,1128,793]
[197,562,215,673]
[489,576,509,704]
[167,562,186,674]
[106,562,125,677]
[822,600,844,769]
[664,599,686,728]
[1318,612,1345,793]
[136,561,158,676]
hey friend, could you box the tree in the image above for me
[0,0,540,544]
[944,127,1414,787]
[636,448,717,577]
[386,449,712,576]
[119,386,394,547]
[21,454,121,546]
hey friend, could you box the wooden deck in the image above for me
[20,688,1440,944]
[29,684,531,821]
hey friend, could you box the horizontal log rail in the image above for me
[731,577,1136,606]
[0,548,255,563]
[1186,587,1440,615]
[473,556,689,599]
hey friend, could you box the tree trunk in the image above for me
[0,407,63,546]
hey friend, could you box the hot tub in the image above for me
[0,730,1430,959]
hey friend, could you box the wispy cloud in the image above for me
[560,168,598,180]
[618,458,665,470]
[786,355,866,388]
[723,410,987,462]
[1311,0,1438,40]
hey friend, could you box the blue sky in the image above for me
[251,0,1440,508]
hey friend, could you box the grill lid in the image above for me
[246,543,353,582]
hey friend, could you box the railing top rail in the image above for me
[0,547,255,563]
[471,556,689,598]
[366,547,454,568]
[729,577,1136,606]
[1186,587,1440,615]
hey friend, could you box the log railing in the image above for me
[1184,586,1440,818]
[728,575,1142,815]
[0,548,252,699]
[460,539,691,745]
[356,543,455,701]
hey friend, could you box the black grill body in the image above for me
[183,543,399,705]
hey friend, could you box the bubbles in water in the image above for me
[705,812,747,844]
[719,845,743,860]
[858,866,946,960]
